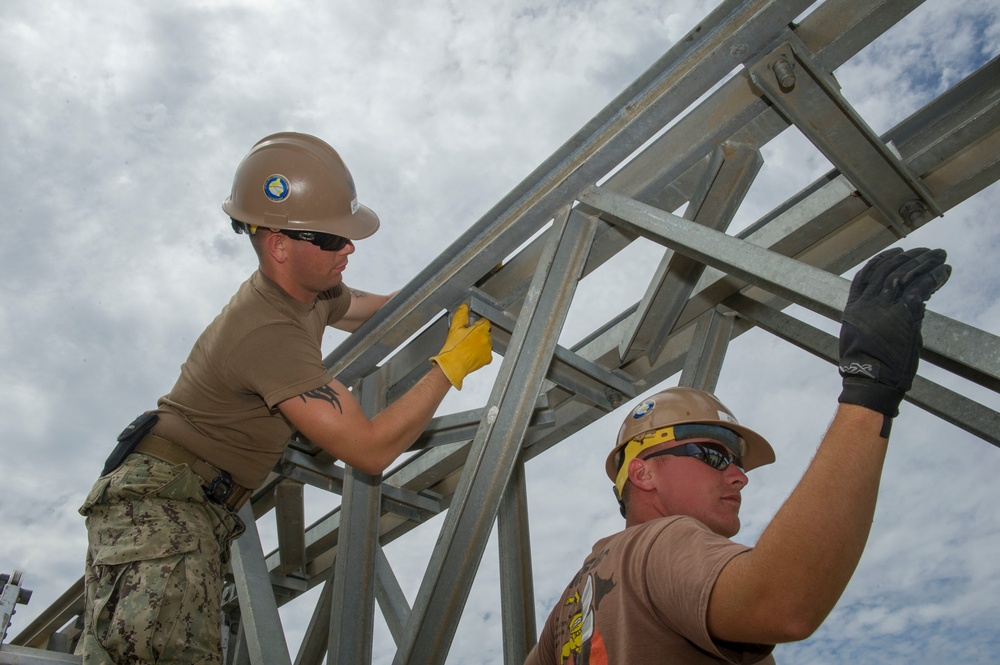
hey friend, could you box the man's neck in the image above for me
[258,264,318,304]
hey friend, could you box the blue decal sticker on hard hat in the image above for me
[264,174,290,202]
[632,400,655,419]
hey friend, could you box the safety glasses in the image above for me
[280,229,352,252]
[640,442,744,471]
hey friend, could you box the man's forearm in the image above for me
[365,365,453,470]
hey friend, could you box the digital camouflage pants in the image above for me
[78,454,244,664]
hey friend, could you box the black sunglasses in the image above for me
[640,442,744,471]
[280,229,352,252]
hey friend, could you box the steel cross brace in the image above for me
[620,141,763,364]
[678,308,737,394]
[392,208,600,664]
[469,289,635,410]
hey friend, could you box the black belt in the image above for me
[136,434,251,511]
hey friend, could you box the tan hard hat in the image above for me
[222,132,380,239]
[606,386,775,488]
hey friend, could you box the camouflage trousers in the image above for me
[78,453,245,664]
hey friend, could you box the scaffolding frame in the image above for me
[5,0,999,662]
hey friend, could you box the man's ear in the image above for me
[628,457,657,492]
[263,229,289,264]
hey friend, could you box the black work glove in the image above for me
[838,247,951,429]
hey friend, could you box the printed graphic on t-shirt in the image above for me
[555,549,615,664]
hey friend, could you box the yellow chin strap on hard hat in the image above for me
[613,426,679,499]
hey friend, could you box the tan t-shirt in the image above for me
[153,270,352,489]
[526,516,775,664]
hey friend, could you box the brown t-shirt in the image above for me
[153,270,352,489]
[526,516,775,665]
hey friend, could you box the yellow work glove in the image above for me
[430,303,493,390]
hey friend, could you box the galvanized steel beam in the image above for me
[679,308,737,393]
[748,32,941,236]
[498,458,536,663]
[231,503,292,665]
[325,0,816,388]
[375,546,411,646]
[621,142,763,363]
[274,482,306,577]
[329,373,386,665]
[578,185,1000,391]
[393,208,599,664]
[726,293,1000,445]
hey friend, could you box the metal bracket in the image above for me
[748,31,942,236]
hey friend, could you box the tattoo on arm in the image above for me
[350,289,368,299]
[299,385,343,413]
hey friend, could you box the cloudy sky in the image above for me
[2,0,999,663]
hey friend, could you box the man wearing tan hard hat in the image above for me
[78,133,494,664]
[527,247,951,664]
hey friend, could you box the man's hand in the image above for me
[838,247,951,427]
[430,304,493,390]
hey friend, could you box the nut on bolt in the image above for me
[899,199,928,227]
[605,388,625,409]
[772,56,796,91]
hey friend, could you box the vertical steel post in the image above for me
[498,457,536,663]
[329,372,386,664]
[679,308,737,393]
[232,503,292,665]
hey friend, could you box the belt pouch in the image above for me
[100,412,160,476]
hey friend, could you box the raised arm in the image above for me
[279,304,492,474]
[708,248,952,645]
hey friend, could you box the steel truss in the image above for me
[5,0,999,662]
